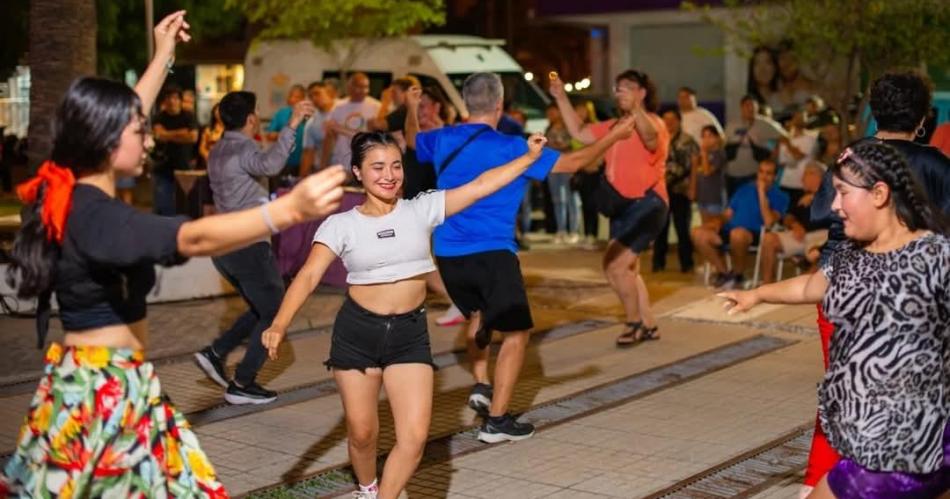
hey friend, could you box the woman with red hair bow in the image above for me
[1,11,346,498]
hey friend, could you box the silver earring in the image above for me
[915,126,926,138]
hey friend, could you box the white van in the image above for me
[242,35,550,132]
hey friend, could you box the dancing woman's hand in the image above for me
[262,325,287,360]
[153,10,191,59]
[288,166,347,221]
[717,290,761,315]
[526,133,547,159]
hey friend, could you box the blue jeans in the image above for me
[152,172,176,216]
[547,173,578,234]
[211,242,286,386]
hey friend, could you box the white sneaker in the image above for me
[566,233,581,244]
[351,491,376,499]
[435,304,465,326]
[553,232,566,244]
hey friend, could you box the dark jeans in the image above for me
[153,171,176,216]
[653,192,694,271]
[575,171,600,237]
[211,242,285,386]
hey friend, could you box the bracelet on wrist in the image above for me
[260,203,279,235]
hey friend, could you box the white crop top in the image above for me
[314,190,445,284]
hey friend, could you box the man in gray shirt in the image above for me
[194,90,314,405]
[724,95,786,197]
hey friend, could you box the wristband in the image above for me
[165,56,175,74]
[261,203,279,234]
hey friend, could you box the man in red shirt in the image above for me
[551,69,670,346]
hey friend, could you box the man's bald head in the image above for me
[347,72,370,102]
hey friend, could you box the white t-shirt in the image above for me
[778,132,818,189]
[328,97,382,167]
[681,107,723,143]
[314,190,445,284]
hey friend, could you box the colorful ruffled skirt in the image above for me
[1,344,228,498]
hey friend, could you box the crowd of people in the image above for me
[0,10,947,499]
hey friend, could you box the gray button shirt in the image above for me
[208,127,296,214]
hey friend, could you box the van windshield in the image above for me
[448,72,549,121]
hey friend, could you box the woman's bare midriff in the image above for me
[348,277,427,315]
[63,319,148,350]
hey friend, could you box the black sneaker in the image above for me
[474,325,493,350]
[224,381,277,405]
[477,413,535,443]
[468,383,493,417]
[194,347,228,388]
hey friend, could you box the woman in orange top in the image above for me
[550,69,670,346]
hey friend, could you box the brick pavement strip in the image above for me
[242,335,795,499]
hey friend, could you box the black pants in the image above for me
[653,192,694,271]
[575,171,600,237]
[211,242,285,386]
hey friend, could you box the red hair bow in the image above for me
[16,160,76,244]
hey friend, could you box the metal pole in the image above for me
[145,0,154,60]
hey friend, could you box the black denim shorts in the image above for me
[326,296,435,371]
[608,190,668,253]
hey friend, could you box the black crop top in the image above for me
[46,184,187,341]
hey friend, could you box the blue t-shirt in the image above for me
[416,124,560,257]
[267,106,305,168]
[725,181,789,232]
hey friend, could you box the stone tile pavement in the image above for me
[0,247,830,498]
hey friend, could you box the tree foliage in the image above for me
[98,0,245,79]
[0,0,29,81]
[684,0,950,135]
[227,0,445,75]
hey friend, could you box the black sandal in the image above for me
[637,324,660,342]
[616,322,642,347]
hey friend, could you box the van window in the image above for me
[447,72,549,121]
[322,71,392,99]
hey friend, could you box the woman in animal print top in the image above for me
[720,140,949,499]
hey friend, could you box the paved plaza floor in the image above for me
[0,242,825,498]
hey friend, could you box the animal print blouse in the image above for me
[819,232,949,473]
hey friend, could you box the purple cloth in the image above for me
[827,422,950,498]
[272,190,365,287]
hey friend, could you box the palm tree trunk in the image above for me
[27,0,97,169]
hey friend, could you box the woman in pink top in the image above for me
[550,69,670,346]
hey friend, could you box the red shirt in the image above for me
[590,114,670,203]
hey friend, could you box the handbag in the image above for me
[595,174,634,217]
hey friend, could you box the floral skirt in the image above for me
[1,344,228,498]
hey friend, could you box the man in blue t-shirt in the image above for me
[265,84,307,187]
[406,73,634,444]
[691,158,789,289]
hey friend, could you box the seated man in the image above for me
[760,161,828,283]
[691,159,789,290]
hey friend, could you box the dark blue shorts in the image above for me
[609,191,668,253]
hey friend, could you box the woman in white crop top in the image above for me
[261,130,546,499]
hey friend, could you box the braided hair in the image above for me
[831,139,948,234]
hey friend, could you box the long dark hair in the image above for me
[747,46,779,102]
[7,77,141,298]
[350,131,401,169]
[832,139,948,235]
